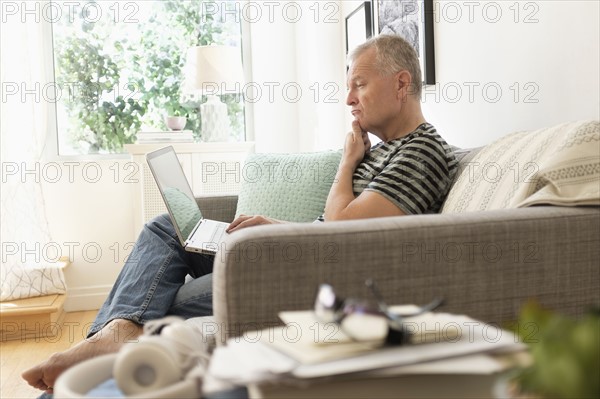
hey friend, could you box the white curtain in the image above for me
[0,3,67,301]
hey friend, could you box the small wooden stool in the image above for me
[1,258,70,341]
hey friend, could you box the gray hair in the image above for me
[349,35,423,99]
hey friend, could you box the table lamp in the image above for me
[183,45,244,142]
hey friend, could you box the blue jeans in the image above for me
[89,214,214,336]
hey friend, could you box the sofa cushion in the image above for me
[235,151,342,222]
[441,120,600,213]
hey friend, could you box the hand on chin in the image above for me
[352,116,368,132]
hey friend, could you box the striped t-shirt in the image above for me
[318,123,457,221]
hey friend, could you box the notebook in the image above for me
[146,146,229,255]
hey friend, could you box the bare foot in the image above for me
[21,319,143,394]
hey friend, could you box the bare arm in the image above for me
[324,121,405,221]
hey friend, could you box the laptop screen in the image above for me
[146,147,203,242]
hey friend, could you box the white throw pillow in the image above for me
[441,120,600,213]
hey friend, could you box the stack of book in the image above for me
[204,306,528,398]
[136,130,194,144]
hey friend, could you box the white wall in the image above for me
[47,0,599,311]
[424,0,600,147]
[245,4,300,153]
[246,0,348,153]
[41,160,137,311]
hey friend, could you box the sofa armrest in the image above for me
[212,206,600,343]
[195,195,238,223]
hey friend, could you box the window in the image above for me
[51,0,246,155]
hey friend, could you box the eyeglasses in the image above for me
[314,279,444,345]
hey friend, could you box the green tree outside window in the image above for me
[53,0,244,154]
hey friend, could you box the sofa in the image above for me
[188,120,600,348]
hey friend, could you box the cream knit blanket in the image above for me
[442,120,600,213]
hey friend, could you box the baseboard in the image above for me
[65,285,112,312]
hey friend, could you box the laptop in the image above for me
[146,146,229,255]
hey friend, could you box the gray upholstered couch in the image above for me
[190,123,600,348]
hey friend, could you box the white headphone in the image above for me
[54,318,208,399]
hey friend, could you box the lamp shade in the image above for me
[183,45,244,94]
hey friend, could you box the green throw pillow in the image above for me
[235,151,342,222]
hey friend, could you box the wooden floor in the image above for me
[0,310,97,399]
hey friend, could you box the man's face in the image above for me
[346,48,401,135]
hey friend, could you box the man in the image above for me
[23,34,457,394]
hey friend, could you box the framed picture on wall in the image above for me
[345,2,374,56]
[373,0,436,85]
